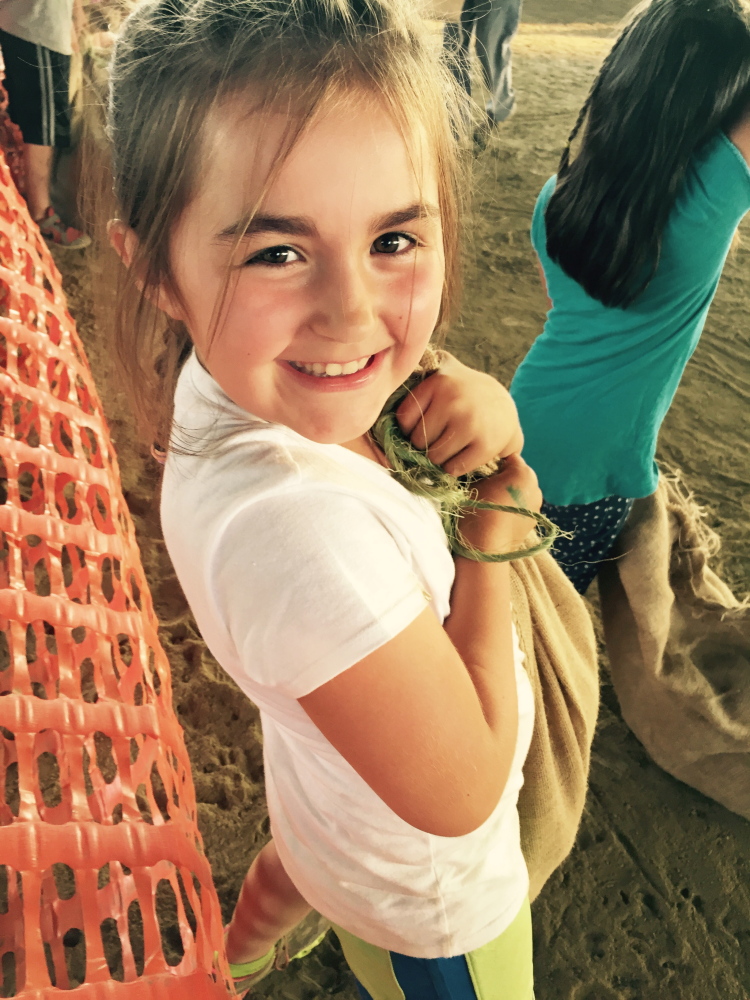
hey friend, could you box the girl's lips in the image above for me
[282,349,386,390]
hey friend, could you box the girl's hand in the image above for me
[396,352,523,477]
[459,453,542,554]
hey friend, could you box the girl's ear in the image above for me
[107,218,138,268]
[107,219,185,322]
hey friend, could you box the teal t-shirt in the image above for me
[510,132,750,505]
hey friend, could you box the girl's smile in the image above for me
[283,348,386,390]
[286,354,373,377]
[159,93,445,445]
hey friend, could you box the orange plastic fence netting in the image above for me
[0,152,234,997]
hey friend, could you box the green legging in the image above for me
[332,898,534,1000]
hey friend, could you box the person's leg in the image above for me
[441,0,484,97]
[0,29,87,246]
[0,29,54,216]
[0,31,55,217]
[473,0,522,123]
[543,496,635,594]
[23,142,53,221]
[225,838,313,966]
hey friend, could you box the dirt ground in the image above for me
[55,1,750,997]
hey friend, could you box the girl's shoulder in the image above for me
[727,108,750,171]
[167,414,379,515]
[655,131,750,290]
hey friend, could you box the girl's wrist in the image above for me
[458,508,533,554]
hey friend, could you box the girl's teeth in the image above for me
[292,356,371,377]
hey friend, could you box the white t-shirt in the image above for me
[161,353,535,958]
[0,0,74,56]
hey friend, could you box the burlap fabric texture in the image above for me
[598,473,750,820]
[509,547,600,902]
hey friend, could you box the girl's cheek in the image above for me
[394,258,444,326]
[224,289,302,361]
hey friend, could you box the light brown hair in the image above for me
[97,0,472,447]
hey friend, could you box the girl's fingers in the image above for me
[395,379,435,437]
[432,428,510,475]
[415,415,450,452]
[441,444,480,478]
[396,379,429,437]
[404,402,450,452]
[425,422,472,465]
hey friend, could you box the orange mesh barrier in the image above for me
[0,152,234,997]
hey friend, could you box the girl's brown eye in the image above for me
[247,245,299,265]
[372,232,414,255]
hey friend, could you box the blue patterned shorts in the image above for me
[542,495,635,594]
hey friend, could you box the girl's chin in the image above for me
[295,425,373,446]
[285,409,379,446]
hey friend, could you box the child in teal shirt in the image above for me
[510,0,750,593]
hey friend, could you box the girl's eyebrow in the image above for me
[213,203,440,244]
[373,203,440,231]
[214,214,314,243]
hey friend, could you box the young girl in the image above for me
[510,0,750,594]
[105,1,539,997]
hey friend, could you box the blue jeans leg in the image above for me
[442,0,522,120]
[443,20,472,96]
[455,0,522,120]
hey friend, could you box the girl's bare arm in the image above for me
[536,255,552,311]
[728,106,750,166]
[298,455,540,839]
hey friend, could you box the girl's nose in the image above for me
[312,258,378,343]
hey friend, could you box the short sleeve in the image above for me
[658,133,750,294]
[211,489,430,699]
[673,133,750,238]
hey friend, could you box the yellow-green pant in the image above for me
[332,899,534,1000]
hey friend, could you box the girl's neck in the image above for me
[341,433,389,469]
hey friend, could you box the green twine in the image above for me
[370,374,562,564]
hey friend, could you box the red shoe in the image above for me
[36,206,91,250]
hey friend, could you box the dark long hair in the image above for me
[546,0,750,308]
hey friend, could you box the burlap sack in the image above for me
[509,549,600,901]
[598,473,750,819]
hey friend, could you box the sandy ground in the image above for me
[54,1,750,996]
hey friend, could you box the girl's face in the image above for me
[164,93,445,445]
